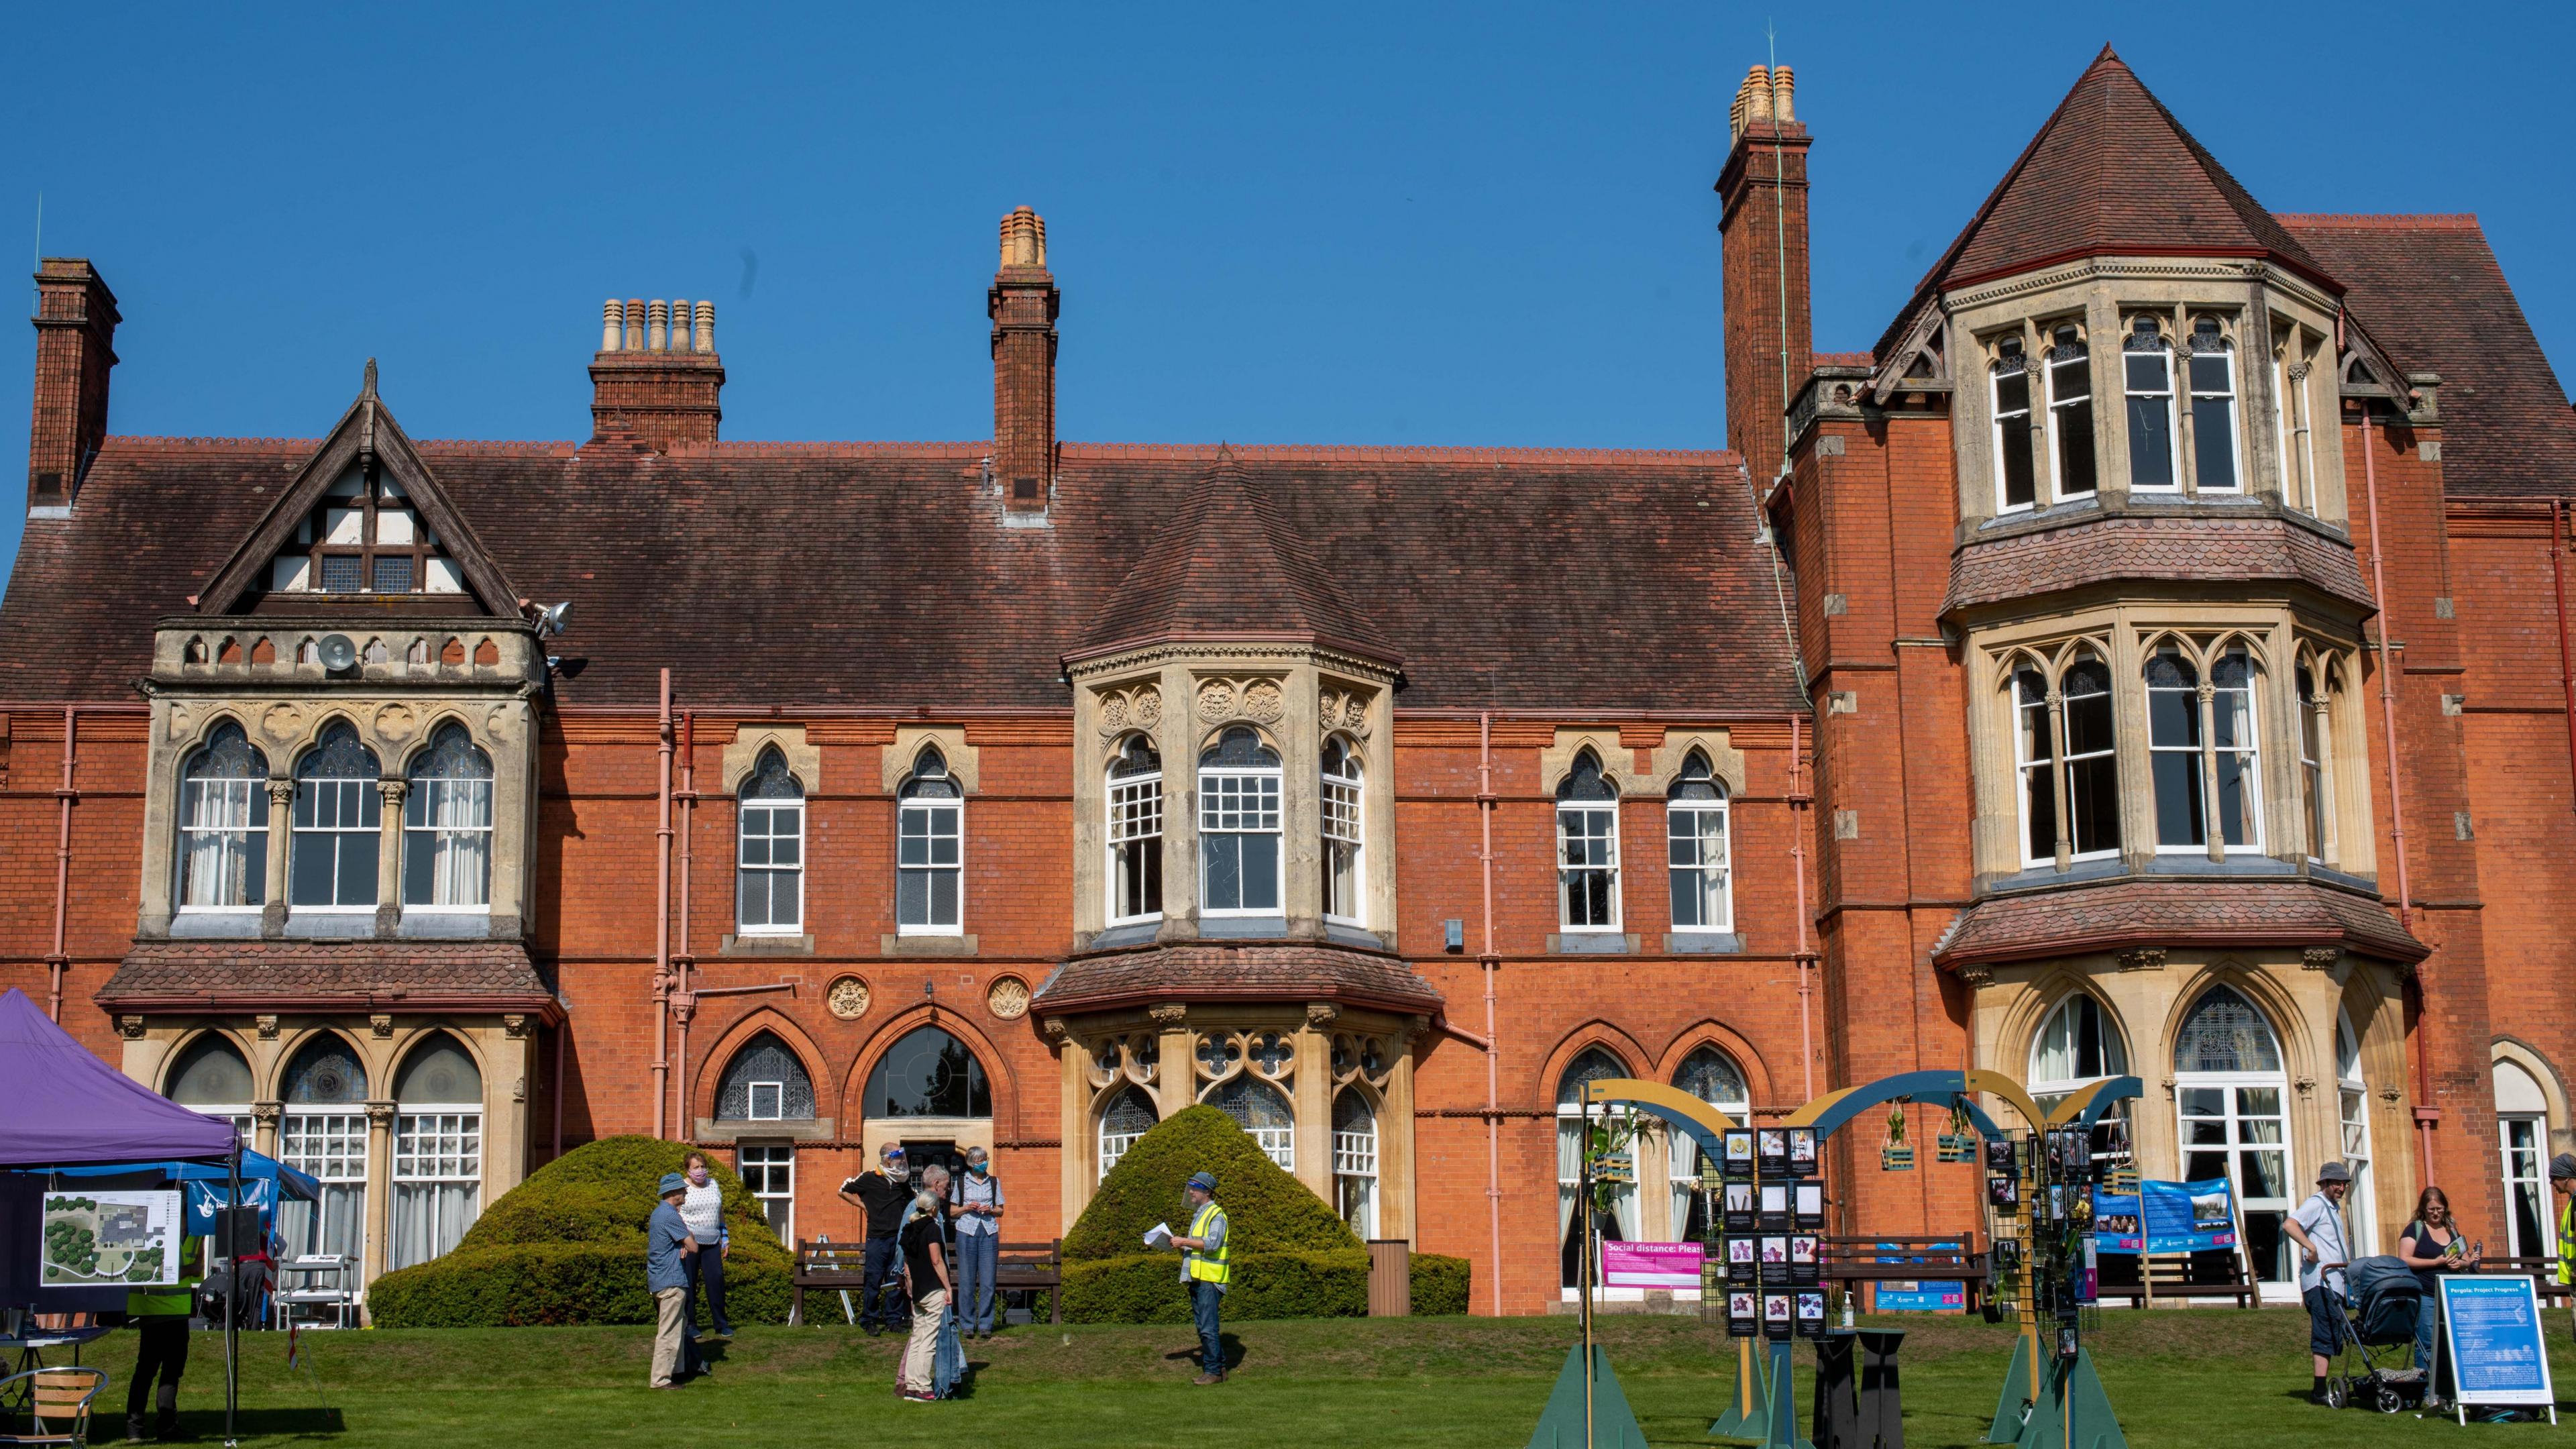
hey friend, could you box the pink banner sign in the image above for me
[1603,1240,1704,1290]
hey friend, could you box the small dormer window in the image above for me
[2123,318,2180,491]
[272,463,464,596]
[2186,316,2241,492]
[2045,325,2096,496]
[1990,337,2037,513]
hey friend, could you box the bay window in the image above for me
[1320,738,1364,924]
[402,724,493,908]
[2147,648,2206,849]
[290,723,380,910]
[1199,728,1283,915]
[2187,317,2241,491]
[2123,317,2180,490]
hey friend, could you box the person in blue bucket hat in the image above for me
[647,1171,702,1388]
[1166,1170,1231,1384]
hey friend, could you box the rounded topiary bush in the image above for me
[1061,1104,1368,1324]
[369,1135,792,1328]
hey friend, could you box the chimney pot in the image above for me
[1744,66,1772,123]
[692,301,715,355]
[647,300,669,352]
[601,299,625,353]
[591,290,722,448]
[989,208,1060,513]
[1772,66,1795,123]
[624,299,645,352]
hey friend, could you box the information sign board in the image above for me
[2439,1275,2555,1417]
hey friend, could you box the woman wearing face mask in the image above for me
[897,1165,955,1401]
[678,1150,733,1343]
[949,1146,1006,1338]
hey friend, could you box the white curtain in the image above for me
[278,1183,365,1262]
[388,1183,479,1269]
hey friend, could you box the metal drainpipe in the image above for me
[1478,710,1504,1317]
[1790,712,1813,1101]
[653,669,674,1138]
[2355,394,2429,1185]
[674,710,696,1140]
[2553,501,2576,825]
[47,708,75,1022]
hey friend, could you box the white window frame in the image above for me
[2147,649,2206,853]
[2057,657,2120,863]
[278,1110,370,1263]
[2298,661,2330,863]
[897,790,965,936]
[1332,1091,1379,1239]
[2336,1012,2374,1251]
[1099,1089,1159,1180]
[2012,664,2057,869]
[1557,796,1622,931]
[402,745,493,912]
[2045,327,2098,498]
[1321,741,1364,926]
[1107,748,1164,926]
[2186,322,2243,492]
[290,776,380,912]
[2210,648,2265,855]
[178,774,266,914]
[1198,739,1285,918]
[747,1079,785,1121]
[2500,1114,2548,1260]
[735,773,805,936]
[1991,341,2039,514]
[2123,321,2183,492]
[1665,783,1731,933]
[739,1143,796,1244]
[390,1108,482,1271]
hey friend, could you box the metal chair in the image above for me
[0,1365,108,1446]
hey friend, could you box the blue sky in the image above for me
[2,3,2568,588]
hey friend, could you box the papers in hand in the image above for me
[1143,1222,1175,1249]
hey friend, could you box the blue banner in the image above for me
[1866,1240,1966,1311]
[2091,1178,2236,1254]
[2440,1275,2555,1407]
[183,1176,273,1235]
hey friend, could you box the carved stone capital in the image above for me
[252,1100,283,1124]
[255,1014,280,1040]
[2302,947,2341,971]
[1954,963,1993,986]
[364,1099,396,1127]
[1148,1002,1189,1029]
[1040,1016,1071,1046]
[1406,1012,1432,1041]
[376,779,410,804]
[2117,947,2167,972]
[369,1013,393,1038]
[119,1015,146,1040]
[2294,1076,2316,1097]
[502,1013,531,1039]
[1304,1001,1340,1027]
[266,780,296,807]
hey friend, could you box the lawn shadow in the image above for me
[1157,1332,1250,1373]
[163,1406,345,1442]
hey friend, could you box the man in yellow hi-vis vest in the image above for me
[2551,1154,2576,1287]
[1169,1171,1231,1385]
[125,1232,205,1441]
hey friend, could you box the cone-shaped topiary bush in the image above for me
[1062,1104,1368,1322]
[369,1135,792,1328]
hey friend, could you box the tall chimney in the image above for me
[989,206,1059,512]
[1716,63,1813,488]
[589,296,723,449]
[26,258,119,514]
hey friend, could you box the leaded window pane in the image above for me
[2173,987,2281,1073]
[179,722,270,909]
[717,1033,817,1120]
[865,1027,991,1118]
[291,724,380,908]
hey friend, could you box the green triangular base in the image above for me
[1710,1343,1769,1438]
[1528,1344,1649,1449]
[1986,1343,2127,1449]
[1712,1342,1811,1449]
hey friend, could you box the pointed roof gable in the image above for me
[1070,447,1397,668]
[195,362,520,616]
[1877,47,2337,365]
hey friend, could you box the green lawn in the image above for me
[55,1309,2576,1446]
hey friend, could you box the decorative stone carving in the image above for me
[167,704,190,740]
[2294,1076,2315,1097]
[2302,947,2341,971]
[1148,1002,1189,1028]
[119,1016,145,1040]
[1099,692,1129,731]
[1242,680,1283,723]
[259,703,304,745]
[1305,1001,1340,1027]
[987,977,1030,1020]
[826,975,871,1020]
[513,1075,527,1103]
[256,1014,280,1040]
[1040,1016,1070,1046]
[370,1014,393,1038]
[252,1100,282,1124]
[1955,964,1993,986]
[2378,1086,2403,1103]
[365,1100,396,1127]
[502,1014,531,1039]
[373,702,417,742]
[267,780,296,808]
[1195,680,1235,722]
[1331,1032,1395,1088]
[1095,684,1165,737]
[1134,686,1162,729]
[2117,947,2167,972]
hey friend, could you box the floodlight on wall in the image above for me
[535,600,573,639]
[317,634,358,673]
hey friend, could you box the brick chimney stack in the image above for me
[589,296,724,449]
[1716,64,1813,488]
[27,258,120,514]
[989,207,1059,511]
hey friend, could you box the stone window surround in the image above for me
[1946,260,2346,530]
[1065,646,1397,951]
[140,696,535,942]
[1964,607,2373,886]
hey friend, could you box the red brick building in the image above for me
[3,47,2571,1315]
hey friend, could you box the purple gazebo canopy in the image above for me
[0,988,237,1167]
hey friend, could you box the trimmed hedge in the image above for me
[370,1136,792,1328]
[1062,1105,1368,1323]
[1409,1252,1471,1316]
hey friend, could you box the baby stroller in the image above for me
[2328,1256,2426,1413]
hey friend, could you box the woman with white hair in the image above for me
[896,1163,955,1401]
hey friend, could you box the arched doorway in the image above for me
[2173,985,2292,1289]
[389,1032,483,1269]
[277,1033,370,1263]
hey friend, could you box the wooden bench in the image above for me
[994,1238,1063,1326]
[789,1238,875,1326]
[2108,1249,2257,1309]
[1820,1236,1987,1313]
[2471,1257,2571,1308]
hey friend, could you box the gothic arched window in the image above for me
[178,722,270,910]
[898,747,963,933]
[737,749,804,934]
[402,724,493,908]
[1107,735,1163,924]
[718,1031,818,1122]
[291,723,381,910]
[1556,751,1620,929]
[1666,753,1730,931]
[1199,728,1283,916]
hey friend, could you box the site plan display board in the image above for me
[40,1189,181,1287]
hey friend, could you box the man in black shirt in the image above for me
[841,1144,914,1333]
